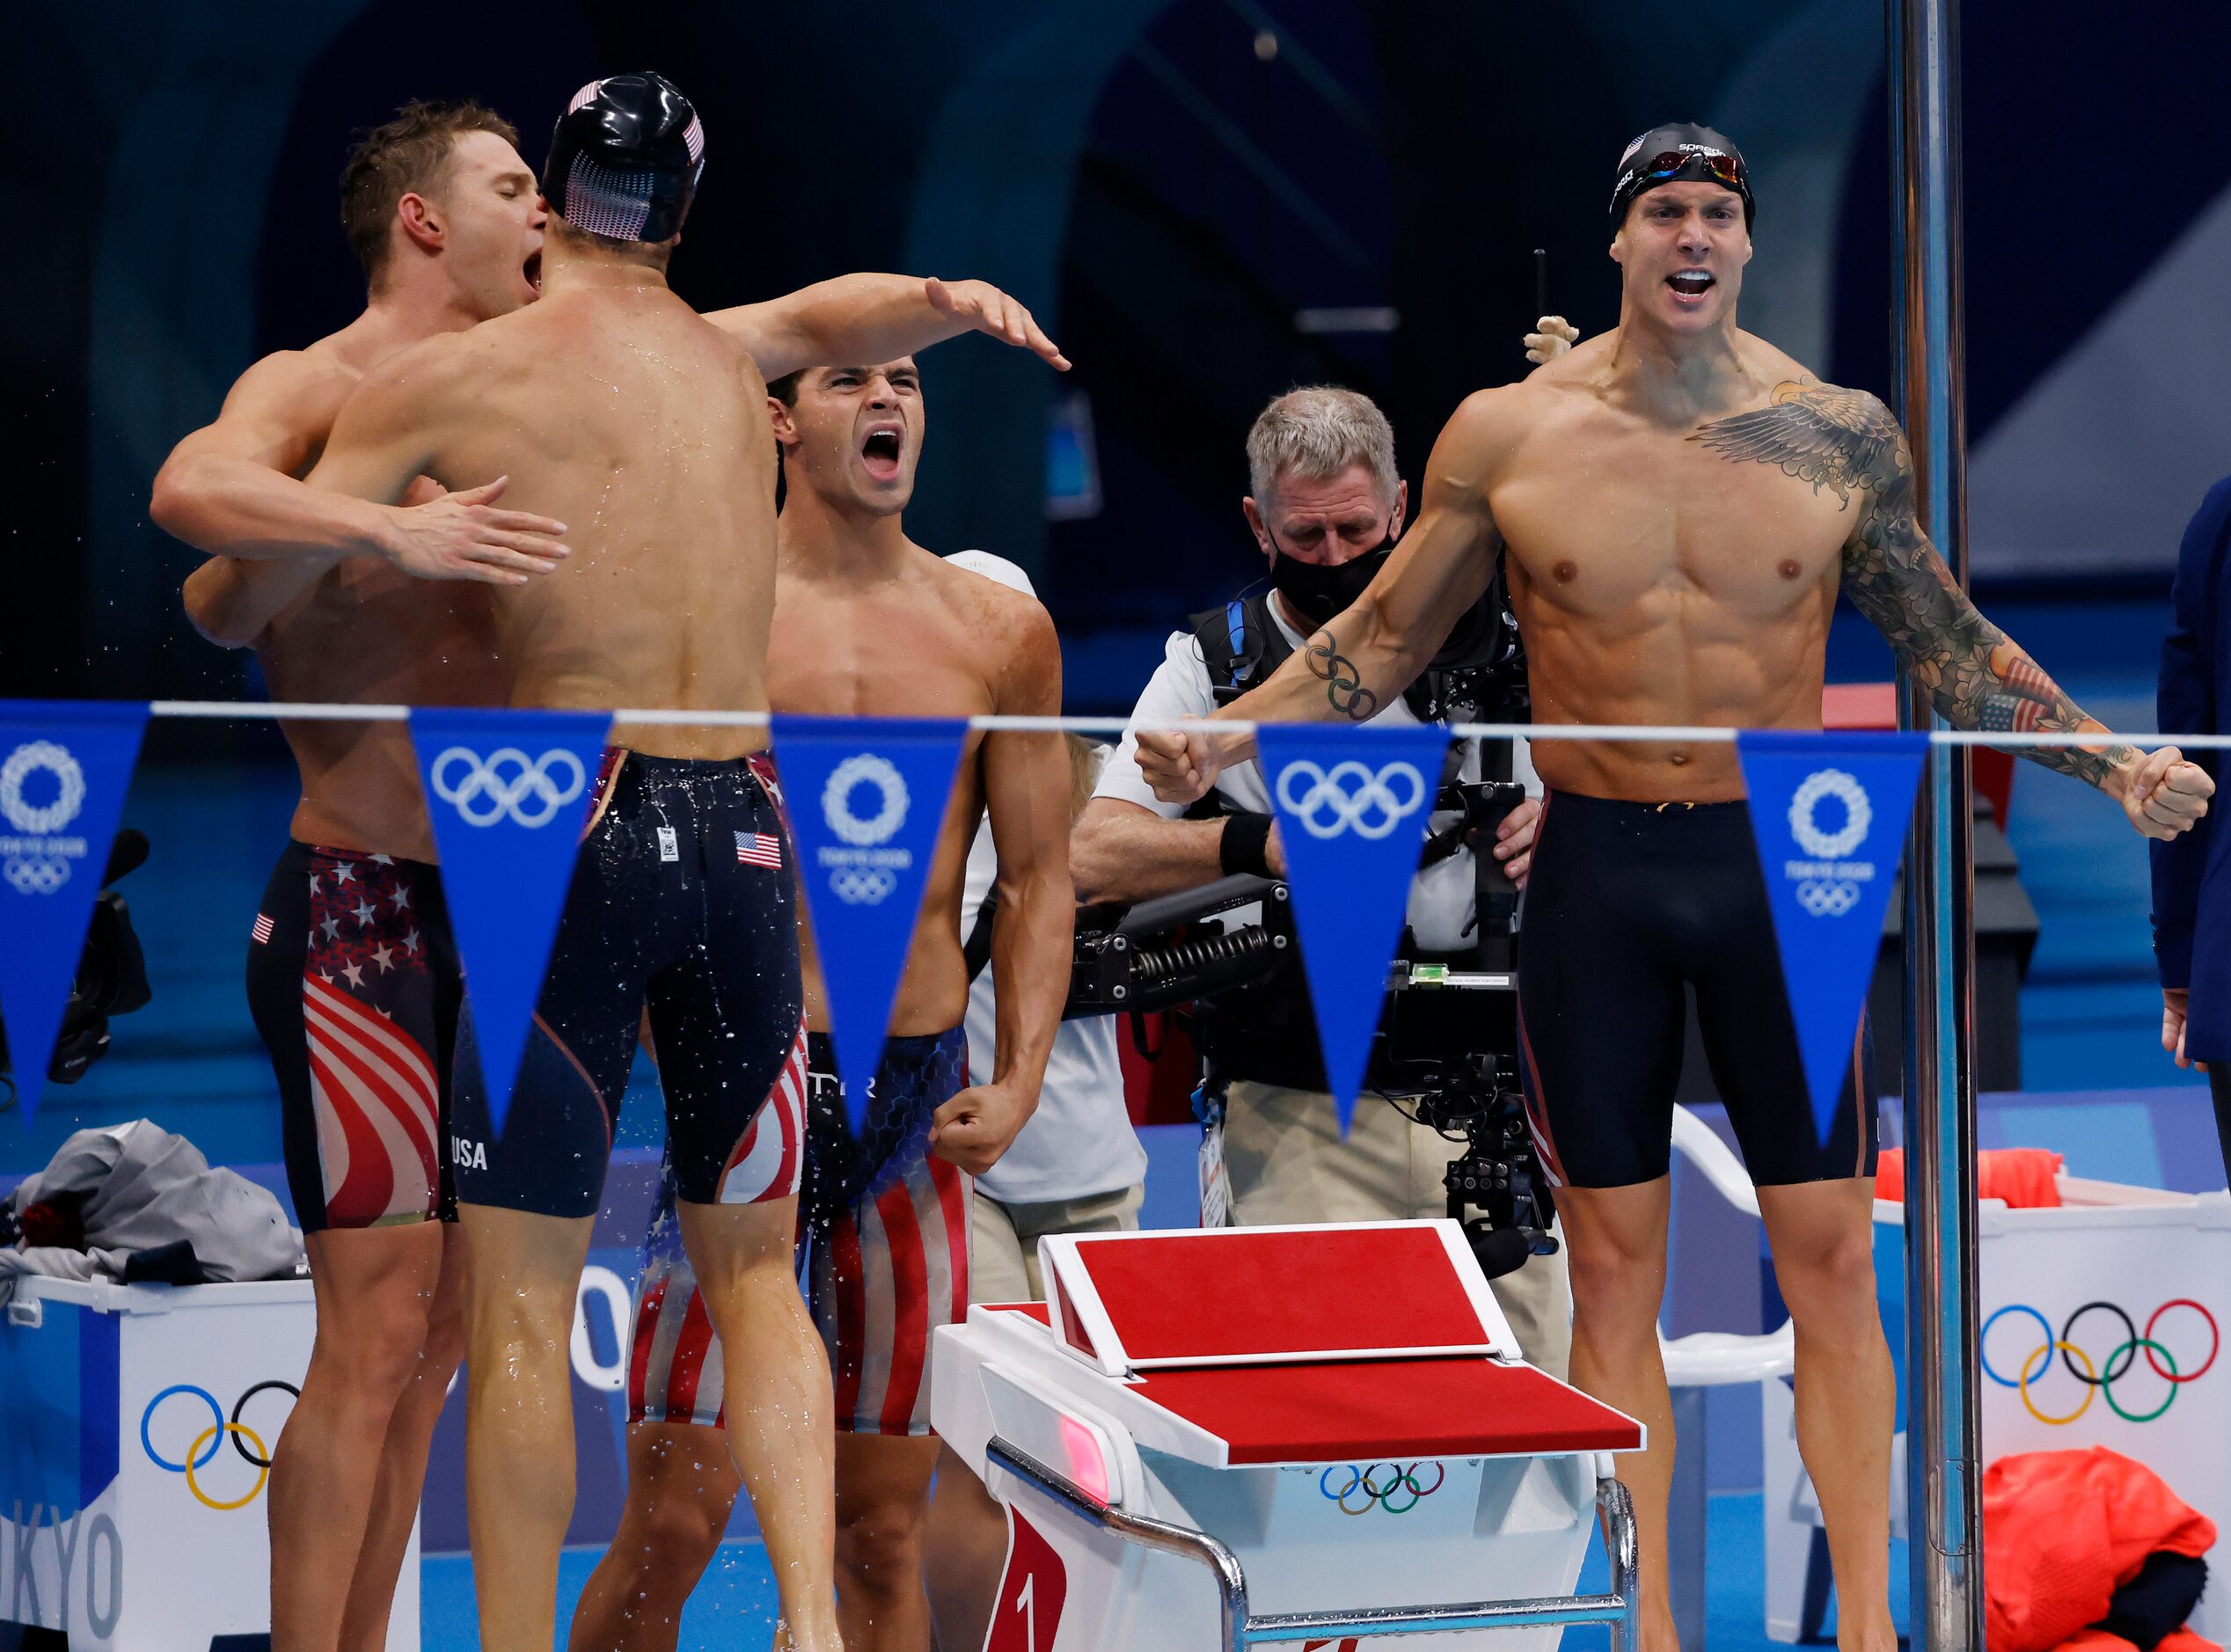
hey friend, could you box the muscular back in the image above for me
[316,282,779,760]
[1484,330,1862,801]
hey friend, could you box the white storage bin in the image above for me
[0,1274,418,1651]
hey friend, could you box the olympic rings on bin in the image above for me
[141,1384,223,1472]
[2059,1302,2140,1385]
[1982,1298,2218,1426]
[1318,1462,1445,1515]
[184,1422,270,1511]
[2145,1300,2219,1383]
[141,1380,300,1503]
[230,1379,301,1468]
[2018,1340,2096,1426]
[2100,1341,2179,1425]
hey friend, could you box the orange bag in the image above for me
[1983,1447,2216,1652]
[1876,1147,2063,1208]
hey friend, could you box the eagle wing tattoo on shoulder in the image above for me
[1691,377,2137,790]
[1689,380,1904,508]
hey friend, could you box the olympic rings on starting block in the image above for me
[1319,1461,1445,1515]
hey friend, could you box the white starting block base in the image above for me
[933,1222,1643,1650]
[0,1274,418,1652]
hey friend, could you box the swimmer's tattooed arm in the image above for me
[1695,381,2140,789]
[1305,632,1381,720]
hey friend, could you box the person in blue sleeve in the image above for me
[2155,477,2230,1182]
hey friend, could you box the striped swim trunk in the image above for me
[246,841,459,1232]
[625,1037,810,1429]
[627,1027,969,1436]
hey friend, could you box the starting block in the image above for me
[931,1221,1644,1650]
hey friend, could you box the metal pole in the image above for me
[1887,0,1984,1647]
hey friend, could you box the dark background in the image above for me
[9,0,2230,708]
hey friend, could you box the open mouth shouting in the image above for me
[860,421,904,481]
[523,249,543,296]
[1665,267,1715,306]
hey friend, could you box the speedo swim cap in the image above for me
[542,72,704,244]
[1609,122,1754,232]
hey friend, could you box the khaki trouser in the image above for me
[1222,1079,1574,1380]
[969,1182,1146,1305]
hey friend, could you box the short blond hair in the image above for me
[1245,385,1398,505]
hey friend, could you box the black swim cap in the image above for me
[1609,122,1754,232]
[542,73,705,244]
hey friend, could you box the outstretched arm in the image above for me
[1698,382,2212,838]
[930,604,1072,1175]
[706,274,1069,380]
[1134,391,1506,803]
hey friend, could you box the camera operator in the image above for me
[1073,386,1570,1378]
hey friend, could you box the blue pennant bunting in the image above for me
[1737,730,1928,1143]
[410,708,611,1137]
[1255,721,1451,1136]
[772,715,969,1129]
[0,702,150,1122]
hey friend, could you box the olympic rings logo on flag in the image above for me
[429,746,588,829]
[829,866,899,905]
[1981,1299,2218,1426]
[1318,1461,1445,1515]
[1796,878,1862,917]
[141,1380,299,1510]
[4,856,69,895]
[1275,760,1427,841]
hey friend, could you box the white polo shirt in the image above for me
[1094,596,1532,953]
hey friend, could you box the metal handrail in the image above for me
[985,1436,1641,1650]
[986,1437,1251,1648]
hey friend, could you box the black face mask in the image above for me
[1265,527,1395,630]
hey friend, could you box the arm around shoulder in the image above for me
[150,350,392,563]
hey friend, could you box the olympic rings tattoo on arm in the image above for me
[1306,633,1379,721]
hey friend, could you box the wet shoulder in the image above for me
[924,549,1056,662]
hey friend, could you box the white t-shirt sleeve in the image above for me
[1094,632,1218,821]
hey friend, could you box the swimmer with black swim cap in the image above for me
[1606,121,1755,235]
[541,70,705,245]
[300,69,1077,1652]
[1137,115,2213,1652]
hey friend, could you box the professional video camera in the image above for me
[1067,779,1556,1281]
[0,829,154,1106]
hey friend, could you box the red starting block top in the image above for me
[1040,1222,1517,1378]
[1136,1357,1642,1463]
[978,1303,1641,1464]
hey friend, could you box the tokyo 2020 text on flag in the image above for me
[0,701,150,1122]
[1737,730,1927,1145]
[772,715,969,1129]
[410,707,611,1137]
[1256,721,1452,1136]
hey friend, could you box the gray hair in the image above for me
[1245,385,1399,505]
